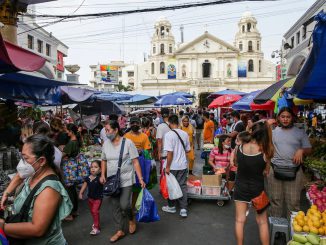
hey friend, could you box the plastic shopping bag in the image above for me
[136,188,160,223]
[166,173,183,200]
[160,172,169,199]
[135,188,144,211]
[135,154,151,186]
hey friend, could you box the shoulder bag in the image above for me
[251,191,270,214]
[5,175,58,245]
[103,138,126,197]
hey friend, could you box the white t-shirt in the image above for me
[100,127,107,143]
[156,122,171,157]
[163,129,191,170]
[54,146,62,169]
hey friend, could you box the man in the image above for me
[124,117,151,151]
[202,111,215,144]
[193,109,204,149]
[268,107,311,217]
[100,120,110,145]
[156,108,171,172]
[227,111,245,149]
[162,114,191,217]
[118,114,127,132]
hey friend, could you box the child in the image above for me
[79,160,103,235]
[208,135,231,175]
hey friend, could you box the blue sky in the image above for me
[31,0,315,83]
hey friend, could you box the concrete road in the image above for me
[62,149,263,245]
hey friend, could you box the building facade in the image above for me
[17,7,69,80]
[282,0,325,77]
[130,12,275,102]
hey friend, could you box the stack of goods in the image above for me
[304,144,326,180]
[291,206,326,235]
[288,233,325,245]
[187,175,222,196]
[187,175,201,195]
[307,184,326,212]
[202,144,214,151]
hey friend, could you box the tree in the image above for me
[117,84,133,92]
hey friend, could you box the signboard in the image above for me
[238,60,247,78]
[100,65,119,83]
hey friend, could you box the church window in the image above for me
[259,60,262,72]
[153,45,156,54]
[160,62,165,74]
[156,29,159,36]
[239,41,243,51]
[242,25,245,33]
[166,28,169,34]
[247,23,251,32]
[169,44,173,53]
[151,63,155,74]
[202,61,211,78]
[160,26,165,37]
[248,41,253,52]
[248,59,254,72]
[182,65,187,78]
[160,44,165,54]
[257,41,260,51]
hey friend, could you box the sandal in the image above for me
[110,231,125,243]
[129,220,136,234]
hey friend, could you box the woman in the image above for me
[0,134,72,244]
[50,117,69,147]
[208,135,231,175]
[234,121,273,245]
[100,120,145,243]
[62,123,81,221]
[180,115,195,175]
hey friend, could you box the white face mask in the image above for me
[224,145,231,149]
[16,157,40,179]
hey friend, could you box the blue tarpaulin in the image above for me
[118,94,157,105]
[232,90,261,110]
[290,11,326,101]
[158,91,193,99]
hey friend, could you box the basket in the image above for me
[187,186,201,195]
[202,185,221,196]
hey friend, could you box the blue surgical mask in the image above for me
[106,133,116,141]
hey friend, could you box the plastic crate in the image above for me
[187,185,201,195]
[202,185,221,196]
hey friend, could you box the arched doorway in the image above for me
[287,55,306,77]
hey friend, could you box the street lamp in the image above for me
[271,50,286,80]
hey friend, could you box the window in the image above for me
[247,23,251,32]
[242,25,245,33]
[239,41,243,51]
[160,43,165,54]
[248,59,254,72]
[160,26,165,37]
[296,31,300,45]
[94,71,97,77]
[27,35,34,49]
[169,44,172,53]
[118,71,122,77]
[257,41,260,51]
[259,60,262,72]
[248,41,253,52]
[302,26,306,40]
[202,61,211,78]
[46,44,51,56]
[37,40,43,53]
[153,45,156,54]
[151,63,155,74]
[160,62,165,74]
[291,36,294,48]
[127,71,134,77]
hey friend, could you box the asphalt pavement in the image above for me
[62,149,263,245]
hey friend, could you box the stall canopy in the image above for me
[0,34,46,73]
[208,89,247,99]
[154,94,192,106]
[232,90,261,110]
[290,11,326,101]
[208,94,242,108]
[118,94,157,105]
[0,72,74,105]
[158,91,193,99]
[73,100,124,116]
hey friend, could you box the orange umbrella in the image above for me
[208,94,242,108]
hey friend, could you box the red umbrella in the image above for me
[250,100,275,111]
[208,94,242,108]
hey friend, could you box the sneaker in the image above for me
[90,228,100,236]
[180,209,188,218]
[162,206,176,213]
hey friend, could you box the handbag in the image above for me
[5,175,58,245]
[103,138,126,197]
[251,191,270,213]
[62,157,78,186]
[272,164,300,181]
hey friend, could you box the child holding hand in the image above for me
[79,160,103,235]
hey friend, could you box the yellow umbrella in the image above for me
[293,98,314,105]
[270,77,296,102]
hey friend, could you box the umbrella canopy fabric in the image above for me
[118,94,157,105]
[250,100,275,111]
[208,94,242,108]
[0,34,46,73]
[154,94,192,106]
[73,100,124,115]
[253,78,295,104]
[158,91,193,98]
[232,90,261,110]
[290,11,326,101]
[94,92,133,101]
[208,89,247,99]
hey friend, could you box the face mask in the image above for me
[224,145,231,149]
[16,157,40,179]
[230,118,234,124]
[131,125,140,132]
[106,133,116,141]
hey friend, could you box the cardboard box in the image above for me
[202,174,222,187]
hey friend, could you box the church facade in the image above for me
[127,12,276,103]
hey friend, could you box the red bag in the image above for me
[160,172,169,199]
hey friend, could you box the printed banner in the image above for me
[238,60,247,78]
[167,59,176,79]
[100,65,119,83]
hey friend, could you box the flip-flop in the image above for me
[129,221,137,234]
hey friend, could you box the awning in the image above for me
[0,34,46,73]
[290,11,326,101]
[0,72,74,105]
[208,89,247,99]
[118,94,157,105]
[232,90,261,110]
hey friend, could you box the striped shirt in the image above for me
[209,148,231,168]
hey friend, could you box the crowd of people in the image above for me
[0,105,316,245]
